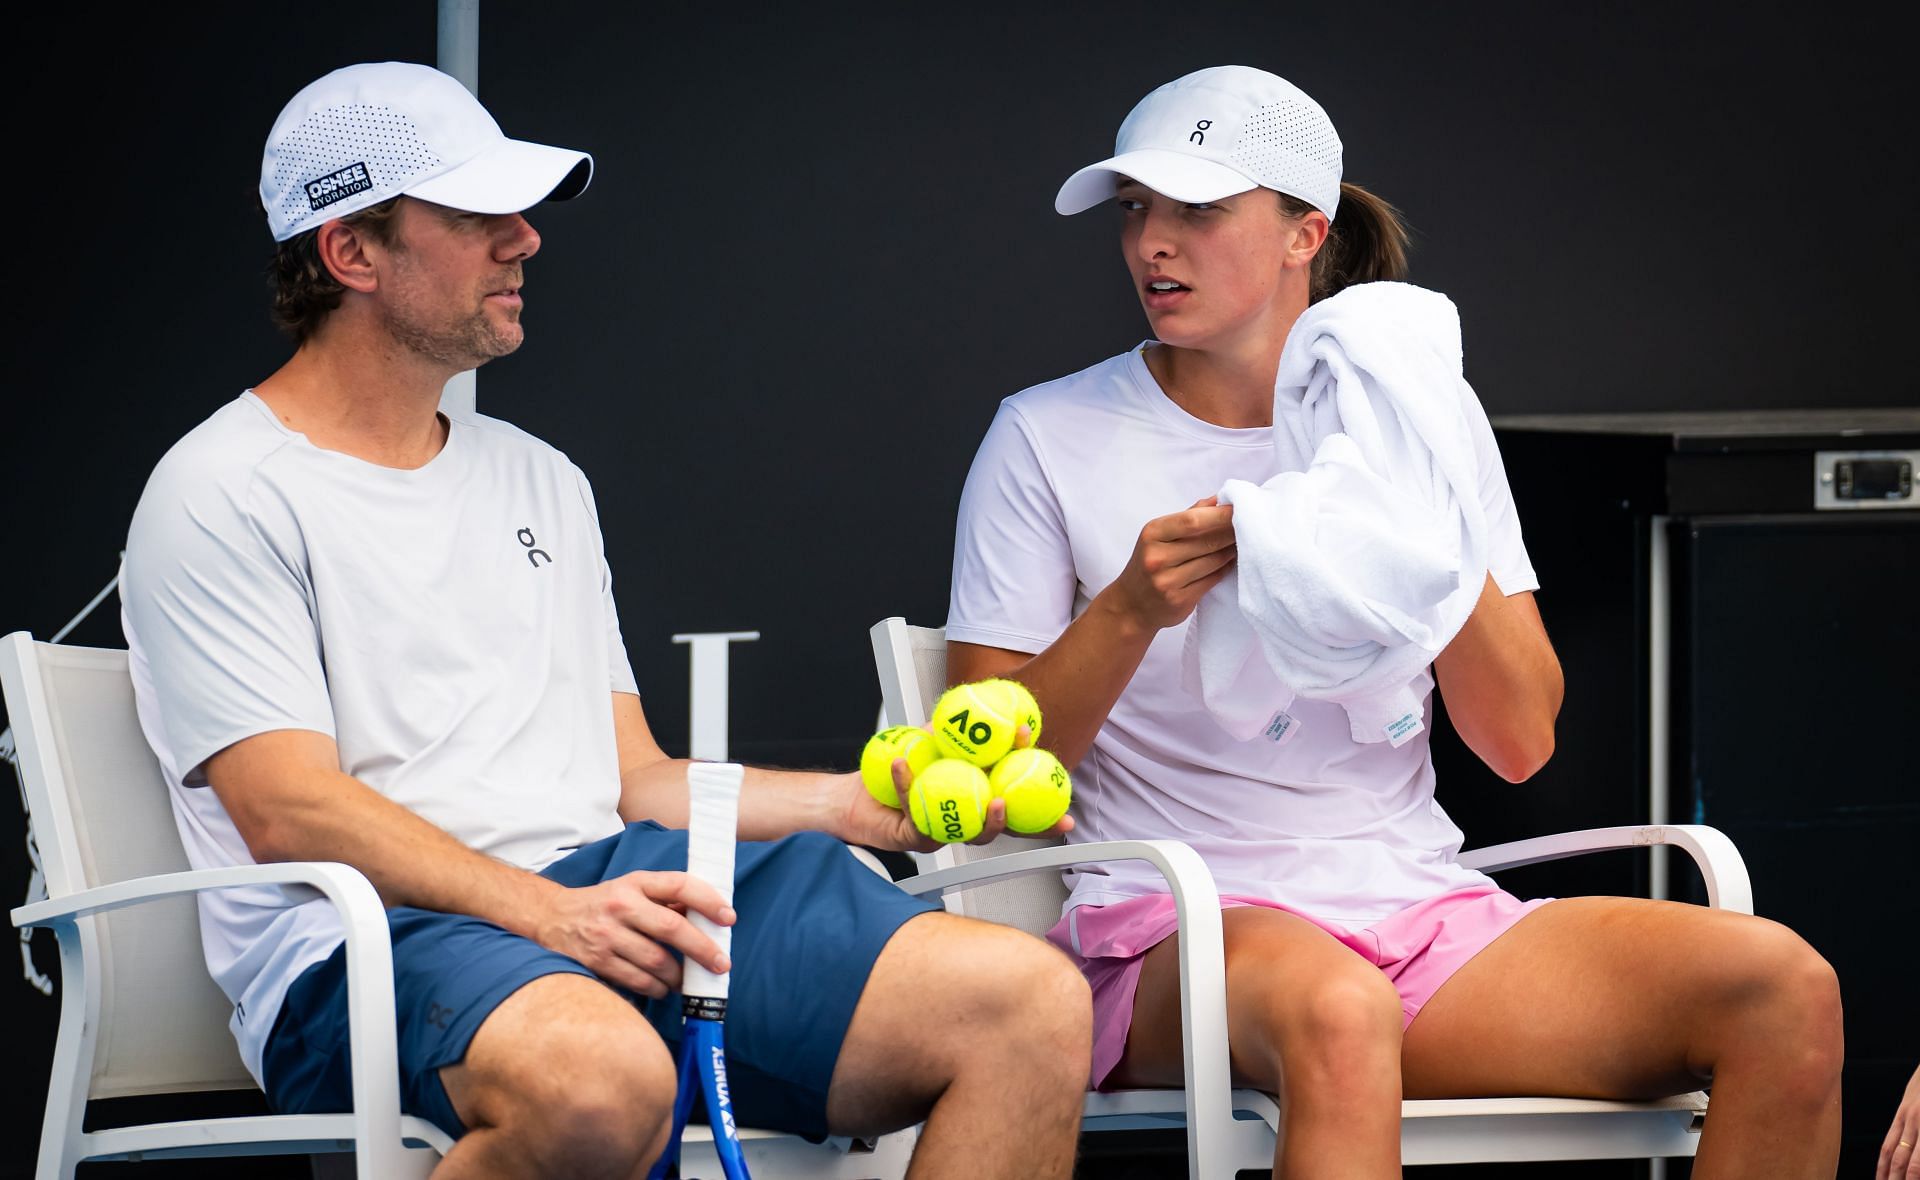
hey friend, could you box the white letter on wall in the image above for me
[670,631,760,761]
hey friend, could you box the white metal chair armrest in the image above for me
[1456,825,1753,915]
[897,839,1233,1180]
[13,861,410,1166]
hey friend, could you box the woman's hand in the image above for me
[950,498,1235,772]
[1105,497,1237,633]
[1878,1061,1920,1180]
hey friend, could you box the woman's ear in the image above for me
[1284,210,1331,271]
[313,218,383,294]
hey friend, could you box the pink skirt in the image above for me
[1046,885,1552,1089]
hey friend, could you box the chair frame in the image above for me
[872,616,1747,1177]
[2,632,916,1180]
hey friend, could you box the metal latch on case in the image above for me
[1813,450,1917,510]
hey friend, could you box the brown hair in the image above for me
[1277,182,1410,303]
[266,197,405,343]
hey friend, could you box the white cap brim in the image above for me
[406,136,593,214]
[1054,149,1260,215]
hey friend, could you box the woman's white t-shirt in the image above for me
[947,346,1539,925]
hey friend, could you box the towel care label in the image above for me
[1383,713,1424,747]
[1262,709,1303,746]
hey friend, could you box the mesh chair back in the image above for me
[869,619,1072,937]
[4,636,254,1097]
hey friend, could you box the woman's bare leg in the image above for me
[1111,907,1404,1179]
[1400,896,1842,1179]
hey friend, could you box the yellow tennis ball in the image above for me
[930,681,1018,767]
[985,678,1043,747]
[859,726,938,809]
[907,759,992,844]
[988,747,1073,834]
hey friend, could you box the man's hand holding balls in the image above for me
[857,678,1074,848]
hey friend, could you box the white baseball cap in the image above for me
[260,62,593,242]
[1055,65,1342,220]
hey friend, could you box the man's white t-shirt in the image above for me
[947,346,1539,926]
[120,392,638,1084]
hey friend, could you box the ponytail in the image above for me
[1278,182,1410,303]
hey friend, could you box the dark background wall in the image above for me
[3,1,1914,1175]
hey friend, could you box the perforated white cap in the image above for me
[1055,65,1342,220]
[260,62,593,242]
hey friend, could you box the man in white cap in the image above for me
[121,62,1090,1178]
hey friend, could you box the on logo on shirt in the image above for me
[516,527,552,568]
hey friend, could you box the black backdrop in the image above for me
[4,2,1915,1175]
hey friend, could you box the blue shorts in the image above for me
[260,823,941,1140]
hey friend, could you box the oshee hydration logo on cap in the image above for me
[305,162,374,212]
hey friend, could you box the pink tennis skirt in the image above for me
[1046,884,1552,1089]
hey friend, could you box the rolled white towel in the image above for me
[1182,282,1489,746]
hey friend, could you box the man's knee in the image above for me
[827,914,1093,1137]
[973,928,1093,1056]
[884,916,1092,1067]
[538,1030,678,1169]
[458,977,679,1176]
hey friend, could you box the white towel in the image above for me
[1181,281,1489,746]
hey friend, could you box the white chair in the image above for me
[872,616,1749,1177]
[1,631,915,1180]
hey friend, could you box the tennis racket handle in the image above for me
[684,761,743,1001]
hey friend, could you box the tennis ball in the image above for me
[986,678,1043,746]
[859,726,938,809]
[930,681,1019,767]
[987,747,1073,833]
[908,759,992,844]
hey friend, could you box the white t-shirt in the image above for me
[947,346,1539,925]
[120,392,638,1084]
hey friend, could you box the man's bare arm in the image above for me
[610,691,1068,850]
[203,729,731,998]
[608,694,849,840]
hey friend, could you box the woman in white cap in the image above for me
[945,65,1841,1177]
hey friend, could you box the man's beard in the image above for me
[377,255,524,369]
[380,296,521,370]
